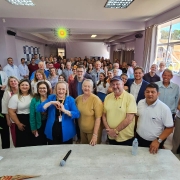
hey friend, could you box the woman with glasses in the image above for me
[30,81,50,146]
[36,81,80,145]
[8,79,33,147]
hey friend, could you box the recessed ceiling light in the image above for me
[104,0,134,9]
[91,35,97,38]
[6,0,35,6]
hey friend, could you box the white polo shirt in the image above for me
[137,99,173,141]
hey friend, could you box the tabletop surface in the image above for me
[0,144,180,180]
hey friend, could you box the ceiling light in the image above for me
[91,35,97,38]
[104,0,134,9]
[6,0,35,6]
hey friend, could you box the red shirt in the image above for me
[54,62,60,69]
[28,64,38,76]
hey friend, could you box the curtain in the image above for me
[113,51,121,63]
[143,25,158,73]
[123,50,134,64]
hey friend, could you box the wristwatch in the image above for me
[157,137,162,143]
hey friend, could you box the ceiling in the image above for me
[0,0,180,44]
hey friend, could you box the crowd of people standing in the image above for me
[0,55,179,155]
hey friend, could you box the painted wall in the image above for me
[15,39,45,65]
[66,42,109,59]
[0,27,8,67]
[134,31,145,66]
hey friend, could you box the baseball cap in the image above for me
[110,76,122,83]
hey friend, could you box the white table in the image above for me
[0,145,180,180]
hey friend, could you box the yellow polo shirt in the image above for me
[104,90,137,142]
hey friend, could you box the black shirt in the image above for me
[143,73,160,83]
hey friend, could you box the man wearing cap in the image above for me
[102,76,137,146]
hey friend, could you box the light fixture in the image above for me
[104,0,134,9]
[91,35,97,38]
[6,0,35,6]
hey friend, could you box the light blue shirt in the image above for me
[155,81,180,114]
[90,69,104,83]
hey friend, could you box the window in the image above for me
[155,19,180,74]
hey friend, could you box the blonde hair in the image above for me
[34,70,46,82]
[55,81,69,96]
[7,76,19,92]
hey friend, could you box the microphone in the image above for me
[60,150,72,166]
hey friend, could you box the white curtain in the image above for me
[143,25,158,73]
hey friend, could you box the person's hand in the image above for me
[90,134,97,146]
[59,103,65,112]
[32,130,39,137]
[17,123,25,131]
[51,101,61,109]
[149,140,160,154]
[106,129,118,138]
[7,119,12,127]
[1,85,6,90]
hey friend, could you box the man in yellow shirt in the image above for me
[103,76,137,145]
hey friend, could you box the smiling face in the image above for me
[9,78,18,89]
[111,80,124,95]
[82,81,93,95]
[56,83,67,99]
[38,83,48,96]
[134,69,144,81]
[121,75,128,84]
[99,73,105,81]
[36,73,43,80]
[20,81,30,94]
[162,71,173,84]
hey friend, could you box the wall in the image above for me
[15,39,45,65]
[66,42,109,59]
[134,31,145,66]
[0,27,8,67]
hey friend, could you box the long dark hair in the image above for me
[97,72,107,88]
[34,81,51,100]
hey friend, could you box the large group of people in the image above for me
[0,55,179,155]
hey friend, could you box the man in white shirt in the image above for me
[3,57,21,80]
[18,58,29,80]
[136,83,174,154]
[113,63,122,76]
[156,61,165,80]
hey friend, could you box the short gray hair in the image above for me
[82,79,93,90]
[55,81,69,96]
